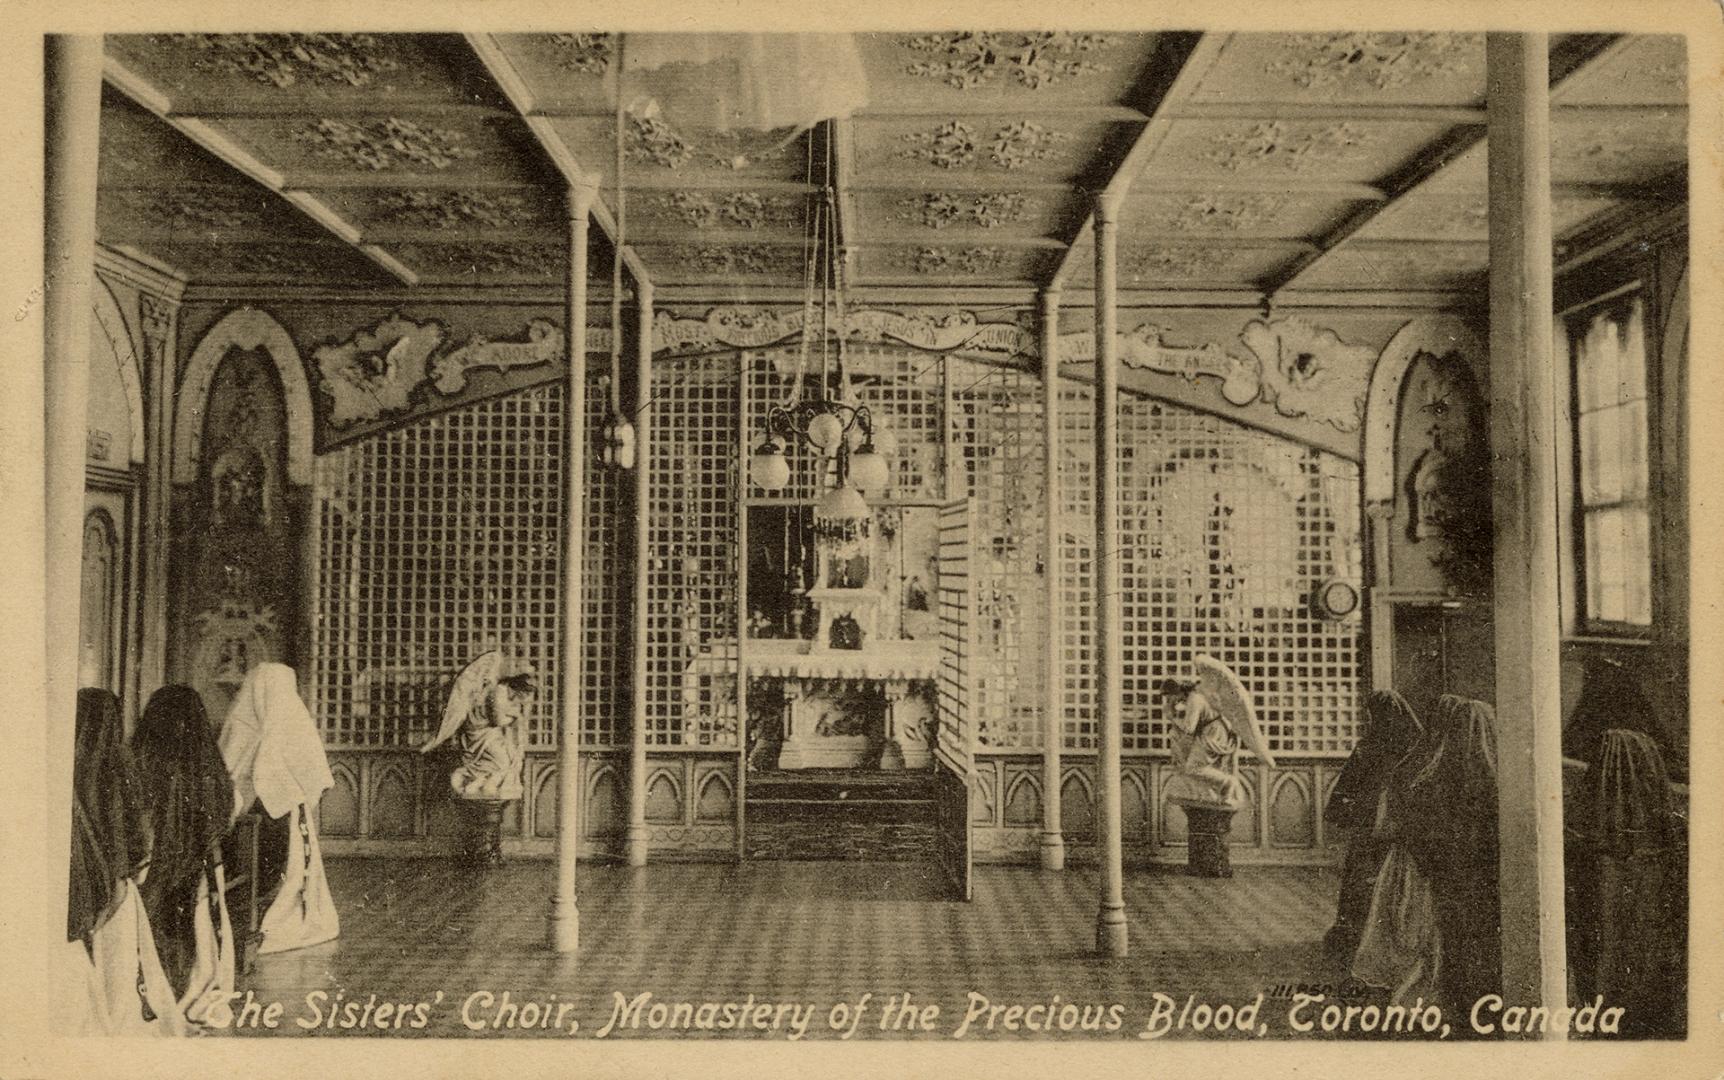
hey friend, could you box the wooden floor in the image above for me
[235,856,1344,1040]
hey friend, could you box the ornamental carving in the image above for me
[900,120,1071,171]
[314,315,447,427]
[193,599,278,694]
[673,245,804,276]
[296,118,479,171]
[1059,324,1261,407]
[1268,32,1474,91]
[652,306,1035,357]
[375,189,527,229]
[547,33,614,73]
[137,293,175,352]
[1205,121,1370,173]
[1158,194,1289,233]
[1239,316,1374,432]
[170,33,399,88]
[431,319,565,394]
[623,114,799,171]
[660,191,801,229]
[1120,245,1236,281]
[898,192,1029,230]
[901,32,1115,89]
[428,243,559,277]
[114,186,268,231]
[911,246,1007,275]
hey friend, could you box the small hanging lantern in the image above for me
[749,438,792,491]
[805,410,845,455]
[813,482,871,548]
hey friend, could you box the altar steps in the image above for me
[744,769,940,861]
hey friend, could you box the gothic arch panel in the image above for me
[174,307,313,486]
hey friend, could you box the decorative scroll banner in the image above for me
[1239,316,1374,433]
[1056,323,1262,407]
[314,315,447,428]
[431,318,565,394]
[650,305,1038,357]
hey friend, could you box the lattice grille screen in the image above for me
[645,355,740,748]
[1056,396,1363,756]
[936,498,974,773]
[312,378,626,750]
[847,343,947,502]
[949,359,1047,750]
[1058,383,1098,751]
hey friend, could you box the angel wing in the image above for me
[1194,653,1277,769]
[420,650,505,754]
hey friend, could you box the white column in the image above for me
[1093,194,1127,957]
[551,177,599,953]
[44,34,103,953]
[627,278,653,867]
[1040,288,1065,872]
[1486,32,1567,1025]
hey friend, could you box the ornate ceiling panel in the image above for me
[852,244,1047,284]
[106,33,492,105]
[854,32,1158,108]
[1066,243,1306,289]
[1184,32,1486,106]
[91,31,1685,296]
[853,117,1118,183]
[1117,192,1354,241]
[1151,118,1456,183]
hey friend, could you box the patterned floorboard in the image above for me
[234,857,1346,1041]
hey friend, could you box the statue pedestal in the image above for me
[1175,799,1235,878]
[454,797,512,869]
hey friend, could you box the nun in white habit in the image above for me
[219,663,340,954]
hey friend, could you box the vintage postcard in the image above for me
[2,0,1719,1076]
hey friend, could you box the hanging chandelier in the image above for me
[746,136,892,528]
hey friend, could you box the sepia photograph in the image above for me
[7,2,1721,1075]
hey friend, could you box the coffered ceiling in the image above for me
[95,31,1688,301]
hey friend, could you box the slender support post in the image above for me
[1039,288,1066,872]
[626,277,653,867]
[1486,32,1567,1028]
[551,177,599,952]
[44,34,103,955]
[137,296,175,697]
[1092,193,1127,957]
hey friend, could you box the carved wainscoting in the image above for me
[318,750,739,860]
[969,754,1344,867]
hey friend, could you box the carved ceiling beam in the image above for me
[462,32,653,289]
[103,55,417,285]
[1048,32,1217,290]
[847,178,1082,194]
[1266,33,1629,296]
[534,103,1154,122]
[1130,177,1389,199]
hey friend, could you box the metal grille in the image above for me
[846,343,947,502]
[949,358,1046,750]
[645,355,741,748]
[312,384,568,750]
[1114,399,1362,756]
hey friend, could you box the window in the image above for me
[1567,293,1652,630]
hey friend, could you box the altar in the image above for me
[742,495,943,772]
[746,639,939,769]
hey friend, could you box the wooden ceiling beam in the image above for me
[1048,31,1219,291]
[103,54,417,286]
[1168,101,1684,124]
[463,32,653,289]
[1265,33,1633,296]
